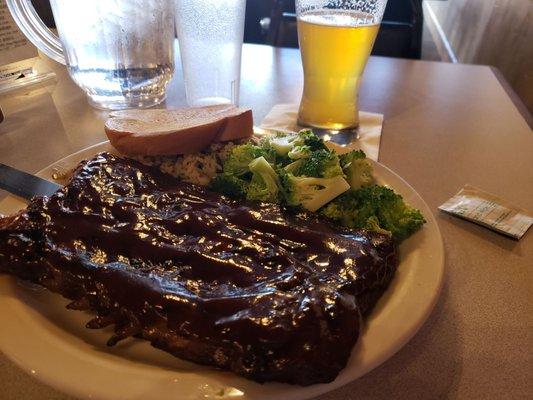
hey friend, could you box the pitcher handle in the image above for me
[6,0,65,64]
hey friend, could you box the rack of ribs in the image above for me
[0,153,398,385]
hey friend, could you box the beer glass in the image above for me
[7,0,175,110]
[296,0,388,132]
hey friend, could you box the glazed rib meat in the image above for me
[0,153,398,385]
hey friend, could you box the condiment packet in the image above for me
[438,185,533,239]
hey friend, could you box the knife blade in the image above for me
[0,163,62,200]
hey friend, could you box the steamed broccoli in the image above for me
[293,129,328,151]
[210,132,424,242]
[292,148,344,178]
[321,190,375,228]
[263,129,327,160]
[246,156,281,203]
[223,143,276,177]
[284,159,303,174]
[280,171,350,212]
[373,186,426,241]
[287,144,312,160]
[321,185,426,241]
[267,134,295,156]
[209,174,249,199]
[339,150,374,190]
[365,215,393,236]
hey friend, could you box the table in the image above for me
[1,43,532,400]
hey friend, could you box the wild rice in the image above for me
[132,141,241,186]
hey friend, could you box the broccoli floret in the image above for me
[339,150,374,189]
[257,135,295,166]
[369,186,426,241]
[261,129,327,163]
[364,215,392,236]
[287,144,312,160]
[223,143,276,177]
[320,185,425,242]
[293,129,328,151]
[283,159,303,174]
[321,189,379,228]
[267,135,295,156]
[339,149,366,164]
[209,174,249,199]
[280,171,350,212]
[292,149,344,178]
[246,156,281,203]
[322,191,363,227]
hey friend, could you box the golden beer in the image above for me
[297,10,379,130]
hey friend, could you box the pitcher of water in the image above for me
[6,0,175,110]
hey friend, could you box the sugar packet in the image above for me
[439,185,532,240]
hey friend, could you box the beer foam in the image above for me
[299,10,377,27]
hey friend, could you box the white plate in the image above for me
[0,141,444,400]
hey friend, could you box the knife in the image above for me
[0,163,62,200]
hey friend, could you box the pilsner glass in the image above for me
[296,0,388,133]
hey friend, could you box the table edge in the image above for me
[489,66,533,130]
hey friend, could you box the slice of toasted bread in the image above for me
[105,105,253,156]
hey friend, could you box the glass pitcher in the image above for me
[6,0,175,110]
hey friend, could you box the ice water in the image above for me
[175,0,246,106]
[50,0,175,109]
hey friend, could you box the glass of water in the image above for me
[174,0,246,107]
[7,0,175,110]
